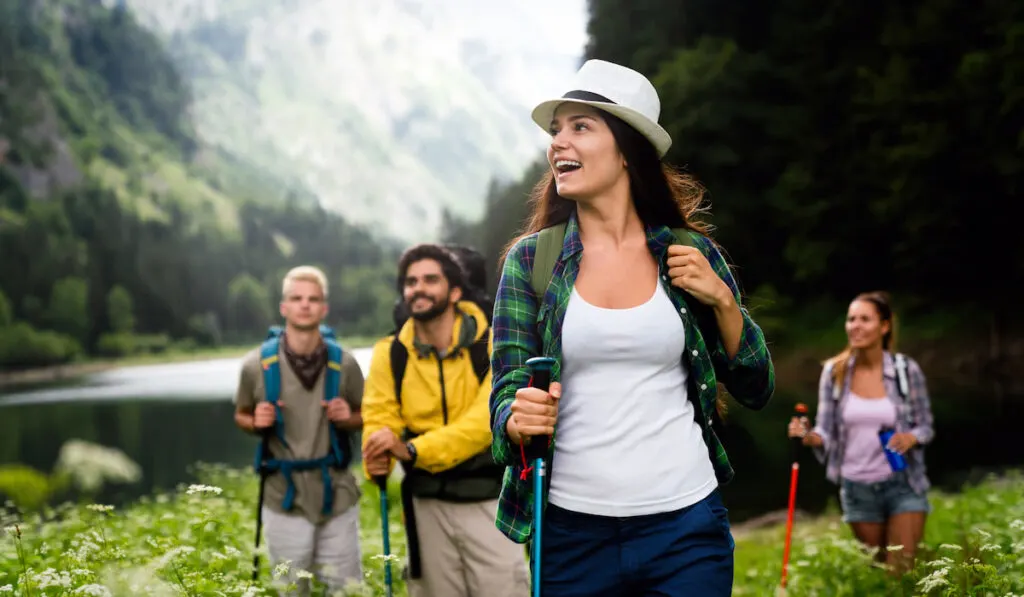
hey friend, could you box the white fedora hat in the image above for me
[531,59,672,158]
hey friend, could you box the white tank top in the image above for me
[548,281,718,517]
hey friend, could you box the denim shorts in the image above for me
[839,470,931,523]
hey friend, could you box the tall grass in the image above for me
[2,464,1021,596]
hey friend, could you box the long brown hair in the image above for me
[827,291,899,386]
[502,107,731,419]
[501,108,712,267]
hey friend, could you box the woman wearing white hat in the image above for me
[488,59,775,595]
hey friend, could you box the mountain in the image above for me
[124,0,588,241]
[0,0,403,369]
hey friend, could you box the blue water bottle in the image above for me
[878,426,908,472]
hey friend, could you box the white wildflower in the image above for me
[28,567,73,589]
[185,484,223,496]
[938,543,963,551]
[917,566,950,592]
[54,440,142,493]
[75,584,112,597]
[86,504,114,513]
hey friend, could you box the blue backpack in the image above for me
[254,323,352,515]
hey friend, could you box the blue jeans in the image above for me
[840,470,931,524]
[537,489,734,596]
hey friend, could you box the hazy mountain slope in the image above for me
[126,0,587,240]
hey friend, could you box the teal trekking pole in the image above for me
[374,475,394,597]
[525,356,556,597]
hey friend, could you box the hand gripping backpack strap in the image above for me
[319,339,346,515]
[257,336,301,511]
[258,337,289,454]
[670,228,723,351]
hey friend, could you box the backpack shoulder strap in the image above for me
[323,338,347,466]
[259,336,288,447]
[893,352,910,399]
[468,327,490,384]
[389,335,409,406]
[324,339,343,401]
[530,223,567,297]
[259,337,281,404]
[671,227,696,248]
[669,227,722,349]
[831,361,843,402]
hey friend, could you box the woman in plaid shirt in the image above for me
[488,60,775,596]
[789,291,935,575]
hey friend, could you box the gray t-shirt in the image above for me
[234,343,364,525]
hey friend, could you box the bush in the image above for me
[0,322,82,368]
[95,332,172,357]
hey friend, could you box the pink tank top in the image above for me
[839,391,897,483]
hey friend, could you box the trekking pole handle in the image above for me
[524,357,557,461]
[791,403,808,463]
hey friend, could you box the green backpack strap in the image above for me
[530,222,567,296]
[530,224,695,295]
[671,227,695,247]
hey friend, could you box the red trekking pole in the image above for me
[780,402,808,593]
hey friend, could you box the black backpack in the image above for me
[390,244,494,332]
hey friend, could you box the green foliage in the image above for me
[733,472,1024,596]
[0,465,55,514]
[0,0,404,369]
[0,289,12,326]
[105,285,135,333]
[447,0,1023,328]
[2,465,1021,595]
[0,463,407,596]
[46,276,89,342]
[94,332,172,358]
[0,322,82,368]
[227,273,273,334]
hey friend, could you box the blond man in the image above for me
[233,266,365,595]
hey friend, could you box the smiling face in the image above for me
[402,258,462,322]
[546,102,630,201]
[845,299,891,351]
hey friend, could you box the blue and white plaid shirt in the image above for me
[811,350,935,495]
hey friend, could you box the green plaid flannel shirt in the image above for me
[488,213,776,544]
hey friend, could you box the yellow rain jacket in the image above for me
[361,301,497,489]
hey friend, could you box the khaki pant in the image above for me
[262,504,362,595]
[406,497,530,597]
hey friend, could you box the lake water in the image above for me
[1,350,1021,523]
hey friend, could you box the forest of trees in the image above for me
[442,0,1021,354]
[2,0,1020,372]
[0,0,402,369]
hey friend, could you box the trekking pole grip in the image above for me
[524,357,556,461]
[791,403,808,462]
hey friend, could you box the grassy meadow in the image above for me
[1,463,1022,596]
